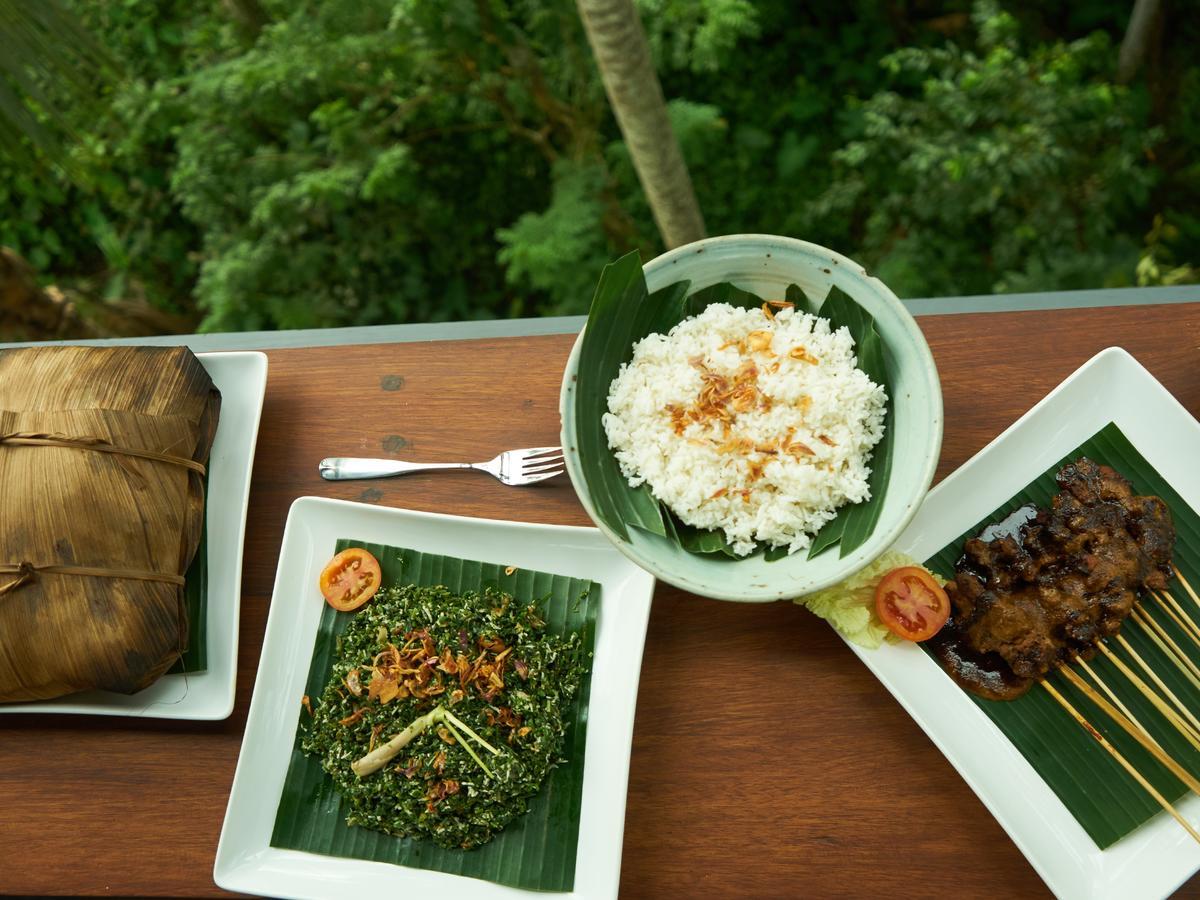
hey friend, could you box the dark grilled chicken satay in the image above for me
[930,459,1175,700]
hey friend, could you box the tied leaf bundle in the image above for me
[0,346,219,701]
[574,250,894,562]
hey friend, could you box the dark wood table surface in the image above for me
[3,303,1200,898]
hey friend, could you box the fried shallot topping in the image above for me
[761,300,794,320]
[484,705,529,743]
[662,308,831,494]
[667,358,765,437]
[425,778,461,812]
[789,346,820,365]
[781,426,815,459]
[347,629,514,722]
[746,330,775,355]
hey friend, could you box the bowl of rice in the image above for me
[559,234,942,602]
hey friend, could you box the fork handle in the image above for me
[318,457,473,481]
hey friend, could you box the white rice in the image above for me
[602,302,886,556]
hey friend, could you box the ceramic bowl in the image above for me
[559,234,943,601]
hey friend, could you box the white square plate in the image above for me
[0,350,268,720]
[214,498,656,900]
[851,347,1200,899]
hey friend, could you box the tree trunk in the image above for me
[0,248,87,340]
[576,0,706,249]
[1117,0,1162,84]
[0,248,197,341]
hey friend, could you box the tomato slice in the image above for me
[319,548,382,612]
[874,566,950,641]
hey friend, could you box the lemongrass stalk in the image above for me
[443,708,501,756]
[441,719,495,779]
[352,703,503,779]
[352,706,442,777]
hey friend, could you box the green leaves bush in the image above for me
[814,4,1158,297]
[1,0,1195,334]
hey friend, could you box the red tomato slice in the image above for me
[874,566,950,641]
[319,548,382,612]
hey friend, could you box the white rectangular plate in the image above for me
[851,347,1200,900]
[214,499,656,900]
[0,350,268,720]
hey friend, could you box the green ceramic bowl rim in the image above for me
[559,234,943,602]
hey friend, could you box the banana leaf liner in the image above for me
[574,250,893,561]
[272,541,598,892]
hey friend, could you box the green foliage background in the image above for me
[2,0,1197,333]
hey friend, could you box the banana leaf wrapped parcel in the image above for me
[0,346,220,702]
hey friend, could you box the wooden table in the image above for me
[3,303,1200,898]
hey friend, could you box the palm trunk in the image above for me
[1117,0,1161,84]
[576,0,706,249]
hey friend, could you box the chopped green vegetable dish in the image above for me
[302,583,588,850]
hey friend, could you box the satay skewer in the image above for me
[1074,656,1164,755]
[1042,680,1200,846]
[1057,666,1200,795]
[1113,634,1200,738]
[1131,605,1200,691]
[1093,644,1200,754]
[1174,566,1200,612]
[1153,590,1200,647]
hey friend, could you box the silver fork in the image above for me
[318,446,565,486]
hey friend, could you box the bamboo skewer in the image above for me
[1174,566,1200,612]
[1057,665,1200,795]
[1042,583,1200,843]
[1131,605,1200,691]
[1074,656,1163,754]
[1115,633,1200,738]
[1094,643,1200,754]
[1154,590,1200,647]
[1042,681,1200,846]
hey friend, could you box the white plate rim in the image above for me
[213,498,656,900]
[850,346,1200,900]
[0,350,268,720]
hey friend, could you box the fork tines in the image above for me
[521,447,565,477]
